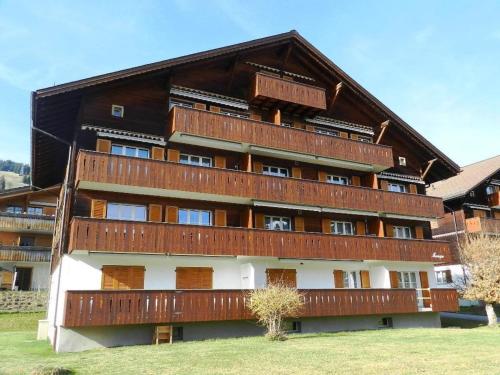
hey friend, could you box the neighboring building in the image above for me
[428,155,500,293]
[31,31,460,352]
[0,185,59,290]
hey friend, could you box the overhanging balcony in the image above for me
[76,151,443,218]
[465,217,500,234]
[168,106,393,172]
[63,288,458,328]
[68,218,452,263]
[0,212,54,234]
[0,245,51,262]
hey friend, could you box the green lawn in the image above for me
[1,313,499,375]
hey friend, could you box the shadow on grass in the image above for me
[441,317,486,329]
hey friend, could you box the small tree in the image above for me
[248,283,304,340]
[460,234,500,327]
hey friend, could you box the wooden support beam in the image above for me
[375,120,390,144]
[327,82,344,113]
[421,158,438,180]
[279,43,293,76]
[225,54,240,93]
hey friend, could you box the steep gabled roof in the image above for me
[427,155,500,201]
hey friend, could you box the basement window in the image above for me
[378,317,393,328]
[284,321,302,333]
[172,327,183,341]
[111,105,124,118]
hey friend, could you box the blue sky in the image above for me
[0,0,498,166]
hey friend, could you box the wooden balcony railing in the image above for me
[0,212,54,233]
[69,218,452,263]
[63,288,458,328]
[76,151,443,218]
[168,106,394,169]
[251,72,327,110]
[488,191,500,208]
[465,217,500,234]
[0,245,51,262]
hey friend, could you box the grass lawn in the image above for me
[1,313,499,375]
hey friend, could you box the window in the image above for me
[264,216,291,231]
[220,110,249,119]
[281,122,293,128]
[178,209,212,226]
[435,271,451,285]
[111,105,124,118]
[27,206,43,215]
[378,317,393,328]
[315,127,339,137]
[331,221,354,235]
[283,321,301,333]
[343,271,359,288]
[179,154,212,167]
[111,144,149,159]
[169,100,193,110]
[398,156,407,166]
[486,185,496,195]
[6,206,23,214]
[357,135,373,143]
[398,271,418,289]
[106,203,147,222]
[394,226,412,239]
[172,327,184,341]
[388,183,407,193]
[19,236,35,247]
[263,165,289,178]
[327,175,349,185]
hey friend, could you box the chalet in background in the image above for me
[30,31,460,352]
[428,155,500,296]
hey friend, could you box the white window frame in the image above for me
[179,153,213,167]
[398,156,407,166]
[106,203,147,222]
[169,100,194,110]
[388,182,407,193]
[263,165,289,178]
[326,175,349,185]
[264,216,291,231]
[111,104,124,118]
[394,226,412,239]
[178,208,212,226]
[357,135,373,143]
[343,271,360,288]
[281,121,293,128]
[435,271,450,285]
[111,144,150,159]
[331,221,354,235]
[220,110,250,119]
[486,185,495,195]
[315,127,340,137]
[397,271,418,289]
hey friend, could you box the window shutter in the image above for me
[214,156,226,169]
[241,207,253,228]
[96,139,111,153]
[151,147,165,161]
[389,271,399,288]
[167,149,180,163]
[445,270,453,283]
[409,184,417,194]
[148,204,162,222]
[43,207,56,216]
[254,213,265,229]
[250,113,261,121]
[176,267,213,289]
[419,271,431,307]
[360,271,371,288]
[166,206,178,224]
[351,134,359,141]
[91,199,107,219]
[385,224,394,237]
[380,180,389,190]
[351,176,361,186]
[253,161,264,174]
[339,131,348,139]
[242,153,252,172]
[294,216,305,232]
[209,105,221,113]
[193,103,206,110]
[102,266,144,290]
[334,270,344,288]
[266,269,297,288]
[356,221,366,235]
[322,218,331,234]
[305,125,315,132]
[415,226,424,239]
[214,210,227,227]
[318,171,328,182]
[291,167,302,179]
[292,121,305,130]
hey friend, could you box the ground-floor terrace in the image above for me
[47,254,458,352]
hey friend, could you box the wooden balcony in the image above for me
[63,288,458,328]
[168,106,393,171]
[465,217,500,234]
[69,218,452,263]
[0,212,54,233]
[0,245,51,262]
[488,191,500,208]
[250,72,327,112]
[76,151,443,218]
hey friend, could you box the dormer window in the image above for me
[111,105,124,118]
[398,156,407,166]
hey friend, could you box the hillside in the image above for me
[0,171,28,191]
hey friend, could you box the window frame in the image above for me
[106,203,147,222]
[111,144,150,159]
[263,165,289,178]
[111,104,124,118]
[169,100,194,111]
[264,215,292,231]
[357,135,373,143]
[397,271,418,289]
[342,271,360,288]
[393,226,412,239]
[314,126,340,137]
[178,208,212,226]
[179,153,213,167]
[435,271,450,285]
[6,206,23,214]
[388,182,407,193]
[27,206,43,215]
[331,221,354,235]
[326,175,349,185]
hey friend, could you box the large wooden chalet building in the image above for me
[31,31,460,352]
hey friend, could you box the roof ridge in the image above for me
[461,154,500,168]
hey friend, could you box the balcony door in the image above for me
[14,267,32,290]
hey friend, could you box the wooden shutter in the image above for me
[389,271,399,288]
[255,213,265,229]
[305,125,315,132]
[339,131,348,138]
[419,271,431,308]
[253,161,263,173]
[176,267,213,289]
[193,103,206,110]
[242,153,252,172]
[167,149,180,162]
[380,180,389,190]
[445,270,453,283]
[166,206,178,224]
[271,109,281,125]
[214,156,226,169]
[291,167,302,179]
[96,139,111,153]
[148,204,162,222]
[214,210,227,227]
[42,207,56,216]
[318,171,328,182]
[334,270,344,288]
[151,147,165,161]
[409,184,418,194]
[266,269,297,288]
[241,207,253,228]
[385,224,394,237]
[102,266,145,290]
[294,216,305,232]
[351,134,359,141]
[322,218,331,234]
[351,176,361,186]
[415,226,424,239]
[250,113,261,121]
[360,271,371,288]
[209,105,221,113]
[356,221,366,236]
[91,199,107,219]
